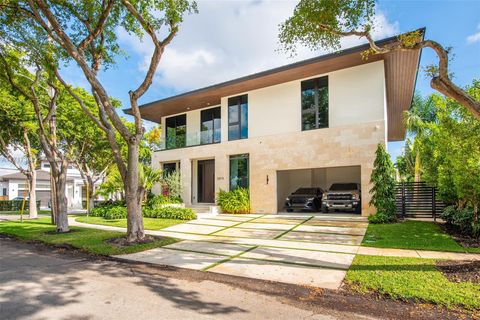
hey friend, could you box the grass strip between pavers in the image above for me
[274,216,314,239]
[201,245,259,271]
[207,215,266,236]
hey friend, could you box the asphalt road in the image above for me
[0,239,372,320]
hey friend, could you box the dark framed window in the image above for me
[165,114,186,149]
[229,154,249,190]
[200,107,221,145]
[162,162,178,177]
[301,76,328,130]
[228,95,248,141]
[2,188,6,196]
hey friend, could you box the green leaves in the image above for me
[278,0,375,55]
[369,143,397,223]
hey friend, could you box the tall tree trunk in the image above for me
[28,171,38,219]
[87,176,95,212]
[125,142,145,242]
[54,168,69,232]
[414,152,421,183]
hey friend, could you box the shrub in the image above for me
[368,211,392,224]
[369,144,397,223]
[217,188,250,214]
[90,205,127,220]
[441,205,480,238]
[162,170,183,200]
[146,194,182,209]
[143,206,196,220]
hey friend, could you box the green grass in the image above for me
[346,255,480,312]
[0,218,178,255]
[0,210,51,215]
[362,220,480,253]
[75,216,184,230]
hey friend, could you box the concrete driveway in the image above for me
[116,214,368,289]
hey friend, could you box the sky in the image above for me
[2,0,480,168]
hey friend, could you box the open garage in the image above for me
[276,165,361,214]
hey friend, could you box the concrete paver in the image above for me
[115,247,226,270]
[188,218,240,227]
[164,240,254,256]
[295,224,367,236]
[238,222,297,231]
[242,246,355,270]
[209,257,347,290]
[304,219,369,228]
[279,230,364,245]
[162,223,224,235]
[213,227,284,239]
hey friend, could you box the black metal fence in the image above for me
[395,182,446,220]
[0,200,41,212]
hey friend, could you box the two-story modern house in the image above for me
[131,33,422,216]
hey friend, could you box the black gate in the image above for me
[395,182,446,220]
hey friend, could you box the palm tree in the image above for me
[403,93,437,182]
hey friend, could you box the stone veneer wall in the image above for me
[152,119,386,216]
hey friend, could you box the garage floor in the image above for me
[115,214,368,289]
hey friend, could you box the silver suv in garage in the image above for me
[321,183,361,214]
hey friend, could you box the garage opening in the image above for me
[277,165,361,214]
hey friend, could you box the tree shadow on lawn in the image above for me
[0,239,247,320]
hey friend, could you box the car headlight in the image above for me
[285,197,290,202]
[322,194,327,200]
[352,193,360,200]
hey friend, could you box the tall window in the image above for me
[165,114,186,149]
[228,95,248,141]
[2,188,6,196]
[162,162,178,177]
[229,154,249,190]
[301,76,328,130]
[200,107,221,145]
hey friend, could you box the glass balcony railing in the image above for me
[160,129,221,150]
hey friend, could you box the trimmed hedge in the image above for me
[217,188,250,214]
[143,206,196,220]
[90,205,127,220]
[0,200,40,212]
[90,204,196,221]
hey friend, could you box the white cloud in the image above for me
[119,0,400,92]
[467,24,480,44]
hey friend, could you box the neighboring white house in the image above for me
[127,33,422,216]
[0,160,89,209]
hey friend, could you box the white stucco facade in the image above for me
[152,61,388,215]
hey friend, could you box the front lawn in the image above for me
[346,255,480,313]
[75,216,184,230]
[0,218,177,255]
[362,220,479,253]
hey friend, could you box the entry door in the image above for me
[198,159,215,203]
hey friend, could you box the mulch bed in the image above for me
[106,235,165,248]
[437,260,480,284]
[440,223,480,250]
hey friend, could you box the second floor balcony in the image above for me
[161,128,221,151]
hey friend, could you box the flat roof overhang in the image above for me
[126,31,424,142]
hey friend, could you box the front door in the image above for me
[198,159,215,203]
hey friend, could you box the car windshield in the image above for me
[329,183,357,191]
[293,188,317,195]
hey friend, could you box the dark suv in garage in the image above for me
[321,183,361,214]
[284,187,324,212]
